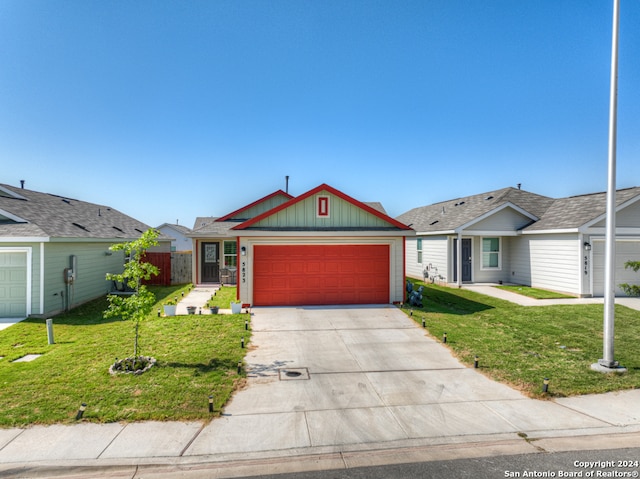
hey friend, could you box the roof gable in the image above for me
[463,203,537,232]
[234,184,411,231]
[216,190,294,222]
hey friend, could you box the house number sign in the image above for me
[242,261,246,283]
[584,254,589,275]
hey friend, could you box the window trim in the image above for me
[480,236,502,270]
[223,240,237,268]
[417,237,423,264]
[317,195,330,218]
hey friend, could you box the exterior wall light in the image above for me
[584,242,592,251]
[241,246,247,256]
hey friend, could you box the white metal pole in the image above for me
[456,233,462,288]
[600,0,620,370]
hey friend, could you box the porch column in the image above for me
[456,232,462,288]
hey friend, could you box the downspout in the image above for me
[456,232,462,288]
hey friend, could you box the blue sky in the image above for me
[1,0,639,228]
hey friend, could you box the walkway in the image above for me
[462,284,640,311]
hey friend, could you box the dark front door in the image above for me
[453,238,472,282]
[201,242,220,283]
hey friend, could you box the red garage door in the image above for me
[253,244,389,306]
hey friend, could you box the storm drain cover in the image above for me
[12,354,42,363]
[278,367,310,381]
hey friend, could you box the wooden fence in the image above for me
[170,252,192,285]
[142,252,171,286]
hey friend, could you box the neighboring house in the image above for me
[189,184,414,306]
[0,183,170,319]
[397,186,640,297]
[156,223,193,252]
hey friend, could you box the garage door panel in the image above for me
[254,244,389,306]
[0,252,28,318]
[592,240,640,296]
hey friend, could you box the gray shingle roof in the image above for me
[397,186,640,234]
[396,187,555,233]
[364,202,388,215]
[0,183,155,240]
[157,223,192,235]
[190,217,237,237]
[524,186,640,231]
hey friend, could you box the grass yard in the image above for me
[206,285,239,309]
[0,284,251,428]
[403,280,640,398]
[496,285,575,299]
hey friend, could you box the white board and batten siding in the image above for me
[511,234,581,295]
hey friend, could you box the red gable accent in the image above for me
[232,183,412,230]
[216,190,294,222]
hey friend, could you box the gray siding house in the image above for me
[398,186,640,297]
[0,183,168,319]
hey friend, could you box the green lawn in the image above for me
[403,280,640,398]
[496,285,575,299]
[0,284,251,427]
[206,285,239,309]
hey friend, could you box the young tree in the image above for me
[619,261,640,297]
[104,228,160,369]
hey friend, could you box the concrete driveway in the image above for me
[184,304,634,459]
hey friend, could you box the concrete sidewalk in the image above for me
[462,283,640,310]
[1,303,639,478]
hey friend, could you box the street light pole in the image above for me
[592,0,626,373]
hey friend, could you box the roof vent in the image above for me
[485,196,494,200]
[72,222,89,231]
[112,226,124,233]
[430,220,439,225]
[62,199,72,205]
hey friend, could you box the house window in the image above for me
[317,196,330,218]
[481,237,501,269]
[223,241,237,268]
[417,238,423,264]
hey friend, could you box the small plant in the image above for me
[619,261,640,297]
[164,297,178,306]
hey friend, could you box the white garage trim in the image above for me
[0,247,32,318]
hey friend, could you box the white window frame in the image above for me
[417,238,423,264]
[480,237,501,270]
[223,240,237,268]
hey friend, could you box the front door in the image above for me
[453,238,472,282]
[201,242,220,283]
